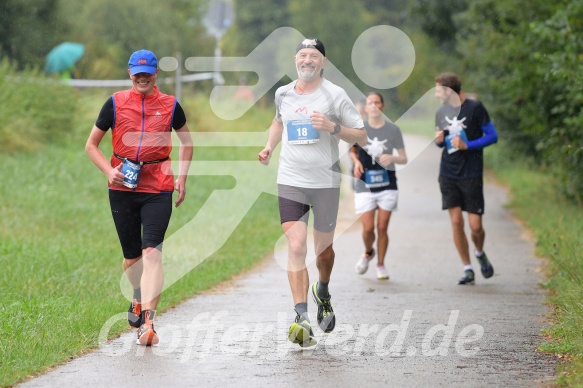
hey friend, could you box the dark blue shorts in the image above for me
[108,189,173,259]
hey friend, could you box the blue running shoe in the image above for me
[311,282,336,333]
[476,252,494,278]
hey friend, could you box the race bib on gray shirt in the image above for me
[275,79,364,188]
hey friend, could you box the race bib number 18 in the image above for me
[287,119,319,144]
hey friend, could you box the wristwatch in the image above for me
[332,123,341,135]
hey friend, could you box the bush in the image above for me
[0,60,77,153]
[530,1,583,203]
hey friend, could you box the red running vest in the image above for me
[109,86,177,193]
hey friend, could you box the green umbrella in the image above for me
[45,42,85,73]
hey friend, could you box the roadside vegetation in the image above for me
[485,142,583,386]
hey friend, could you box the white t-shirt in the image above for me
[275,79,364,188]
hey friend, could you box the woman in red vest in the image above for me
[85,49,193,346]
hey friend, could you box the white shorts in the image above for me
[354,190,399,215]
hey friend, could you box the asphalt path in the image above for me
[20,134,556,387]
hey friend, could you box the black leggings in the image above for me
[109,190,173,259]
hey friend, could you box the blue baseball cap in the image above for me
[128,49,158,75]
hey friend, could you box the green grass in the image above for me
[0,60,77,153]
[395,117,435,138]
[485,141,583,386]
[0,91,279,386]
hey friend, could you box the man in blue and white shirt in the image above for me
[434,72,498,285]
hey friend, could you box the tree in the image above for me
[58,0,214,79]
[455,0,554,155]
[410,0,467,52]
[530,0,583,201]
[364,0,463,117]
[220,0,290,95]
[0,0,65,70]
[288,0,368,91]
[223,0,289,57]
[455,0,582,201]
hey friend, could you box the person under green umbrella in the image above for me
[45,42,85,79]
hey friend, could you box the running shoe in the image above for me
[475,252,494,278]
[136,311,159,346]
[311,282,335,333]
[128,298,142,328]
[355,249,375,274]
[288,314,317,348]
[457,269,475,285]
[376,265,389,280]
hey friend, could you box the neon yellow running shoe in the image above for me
[311,282,336,333]
[288,315,317,348]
